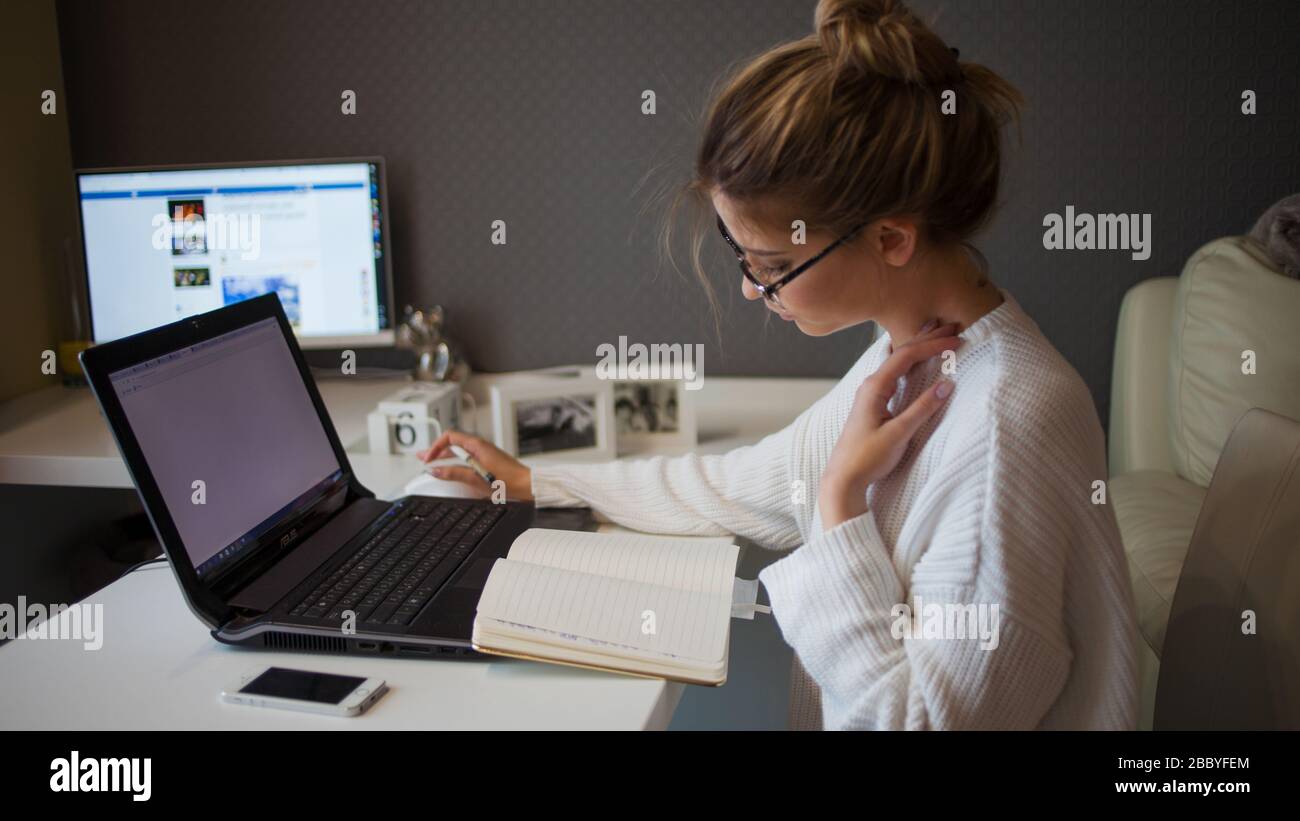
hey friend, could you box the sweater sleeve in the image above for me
[758,507,1073,730]
[529,422,803,550]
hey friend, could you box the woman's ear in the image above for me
[869,218,919,268]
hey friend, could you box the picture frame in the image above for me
[533,364,698,456]
[490,375,616,463]
[610,376,697,455]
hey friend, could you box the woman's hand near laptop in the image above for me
[819,321,961,531]
[417,431,534,502]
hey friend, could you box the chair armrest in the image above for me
[1109,277,1179,476]
[1154,408,1300,729]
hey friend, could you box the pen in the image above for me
[449,444,496,489]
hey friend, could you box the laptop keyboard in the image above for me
[287,499,506,627]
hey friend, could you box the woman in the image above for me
[420,0,1138,730]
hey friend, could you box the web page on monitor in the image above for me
[79,162,385,341]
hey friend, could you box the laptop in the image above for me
[80,292,535,657]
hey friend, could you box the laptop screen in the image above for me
[109,316,342,579]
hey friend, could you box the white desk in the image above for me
[0,371,831,730]
[0,562,687,730]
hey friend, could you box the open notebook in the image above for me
[472,528,740,686]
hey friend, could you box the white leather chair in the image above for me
[1108,235,1300,729]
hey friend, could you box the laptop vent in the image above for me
[261,632,348,653]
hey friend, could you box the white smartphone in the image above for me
[221,666,387,717]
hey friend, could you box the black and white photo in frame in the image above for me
[533,364,698,455]
[489,375,616,462]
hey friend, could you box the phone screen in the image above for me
[239,667,366,704]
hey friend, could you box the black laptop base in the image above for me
[213,495,535,658]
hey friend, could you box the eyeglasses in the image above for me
[716,215,865,310]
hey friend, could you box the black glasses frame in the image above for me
[716,215,865,308]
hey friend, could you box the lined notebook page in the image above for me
[476,560,731,663]
[507,528,738,597]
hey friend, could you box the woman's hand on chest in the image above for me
[819,322,961,530]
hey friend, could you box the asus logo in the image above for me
[280,528,298,549]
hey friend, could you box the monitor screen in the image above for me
[109,316,343,579]
[77,160,392,346]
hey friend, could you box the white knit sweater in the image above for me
[530,290,1139,730]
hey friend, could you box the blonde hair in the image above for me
[663,0,1023,321]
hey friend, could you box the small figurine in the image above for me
[397,305,470,382]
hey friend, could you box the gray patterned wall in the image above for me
[56,0,1300,425]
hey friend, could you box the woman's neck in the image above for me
[877,246,1005,346]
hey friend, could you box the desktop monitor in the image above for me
[75,157,395,348]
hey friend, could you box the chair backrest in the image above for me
[1167,237,1300,487]
[1155,408,1300,729]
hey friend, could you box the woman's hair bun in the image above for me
[815,0,960,86]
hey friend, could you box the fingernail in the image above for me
[935,379,954,399]
[431,468,444,477]
[920,318,939,333]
